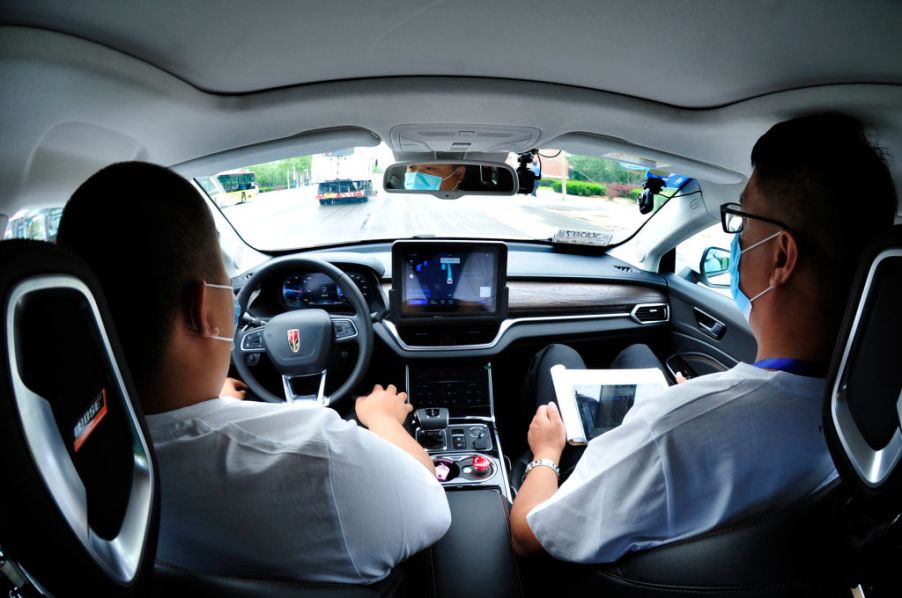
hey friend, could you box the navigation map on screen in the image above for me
[402,248,497,314]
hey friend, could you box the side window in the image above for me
[3,207,64,241]
[675,223,734,296]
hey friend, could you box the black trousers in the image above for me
[517,343,666,481]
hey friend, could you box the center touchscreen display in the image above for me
[401,246,499,315]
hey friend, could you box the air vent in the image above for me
[631,303,669,324]
[397,324,500,347]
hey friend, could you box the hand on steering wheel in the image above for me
[231,257,374,408]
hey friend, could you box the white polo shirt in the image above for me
[527,363,836,563]
[146,398,451,584]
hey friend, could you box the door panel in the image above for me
[665,273,757,377]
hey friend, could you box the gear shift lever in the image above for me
[415,407,449,450]
[415,407,449,430]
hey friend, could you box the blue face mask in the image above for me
[729,232,782,321]
[204,282,240,343]
[404,170,446,191]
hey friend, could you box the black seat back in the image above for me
[0,240,159,596]
[826,225,902,519]
[824,225,902,590]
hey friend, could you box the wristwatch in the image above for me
[522,458,560,482]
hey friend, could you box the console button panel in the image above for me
[409,364,490,412]
[417,424,493,453]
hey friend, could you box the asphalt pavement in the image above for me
[222,185,645,251]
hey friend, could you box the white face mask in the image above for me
[203,282,239,344]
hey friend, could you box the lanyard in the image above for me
[753,358,827,378]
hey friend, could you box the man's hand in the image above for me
[528,402,566,462]
[355,384,432,474]
[675,372,688,384]
[355,384,412,428]
[221,377,248,399]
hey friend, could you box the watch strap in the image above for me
[523,458,560,482]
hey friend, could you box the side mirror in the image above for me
[382,160,518,199]
[699,246,731,288]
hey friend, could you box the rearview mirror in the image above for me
[383,161,518,199]
[699,246,731,287]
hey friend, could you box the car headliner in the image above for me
[4,0,902,107]
[0,0,900,218]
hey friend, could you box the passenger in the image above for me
[404,163,466,191]
[509,113,897,562]
[57,162,451,584]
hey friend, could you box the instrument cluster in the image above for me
[281,271,372,308]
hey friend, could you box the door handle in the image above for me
[693,308,726,340]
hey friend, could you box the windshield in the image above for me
[196,144,687,251]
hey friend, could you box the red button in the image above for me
[472,455,491,473]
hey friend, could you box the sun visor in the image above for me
[389,124,541,154]
[546,132,745,185]
[172,127,380,178]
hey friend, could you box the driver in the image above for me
[57,161,451,584]
[404,163,466,191]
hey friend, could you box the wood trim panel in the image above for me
[507,281,665,315]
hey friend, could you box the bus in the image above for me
[215,169,258,205]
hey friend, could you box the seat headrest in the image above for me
[824,225,902,522]
[0,239,159,595]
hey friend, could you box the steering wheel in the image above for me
[232,256,374,408]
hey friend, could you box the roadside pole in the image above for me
[561,152,568,199]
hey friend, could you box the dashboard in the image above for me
[235,242,670,358]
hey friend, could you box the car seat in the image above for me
[0,239,159,596]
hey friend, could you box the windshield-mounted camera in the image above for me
[516,150,540,194]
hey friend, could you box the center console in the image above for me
[386,240,522,595]
[389,239,513,499]
[408,362,511,500]
[405,364,520,595]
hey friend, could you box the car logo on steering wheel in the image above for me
[287,328,300,353]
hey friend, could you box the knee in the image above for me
[613,343,663,371]
[536,344,584,370]
[622,343,656,361]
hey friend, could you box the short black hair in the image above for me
[57,161,222,389]
[750,113,897,324]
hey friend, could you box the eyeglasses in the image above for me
[720,202,789,234]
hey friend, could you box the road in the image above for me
[222,185,647,251]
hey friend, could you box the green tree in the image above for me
[248,156,313,191]
[567,155,646,185]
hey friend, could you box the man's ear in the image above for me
[770,231,799,288]
[183,280,211,335]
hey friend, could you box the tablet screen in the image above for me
[573,383,661,439]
